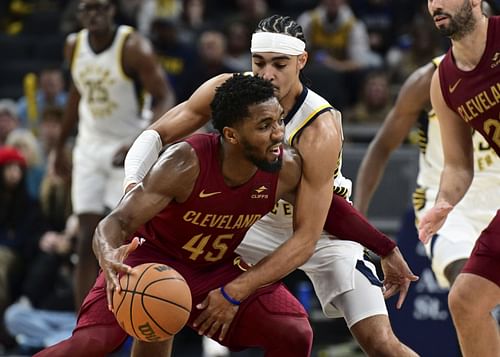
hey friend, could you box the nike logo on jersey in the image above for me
[449,78,462,93]
[199,190,222,198]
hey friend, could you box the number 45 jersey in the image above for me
[136,133,280,267]
[439,16,500,155]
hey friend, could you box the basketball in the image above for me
[112,263,192,342]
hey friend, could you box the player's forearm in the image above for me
[353,143,391,214]
[224,234,317,302]
[436,164,473,207]
[326,194,396,257]
[57,90,79,149]
[92,214,132,261]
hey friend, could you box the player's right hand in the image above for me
[418,201,453,244]
[96,237,142,311]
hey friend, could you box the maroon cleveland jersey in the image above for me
[439,16,500,155]
[135,133,280,267]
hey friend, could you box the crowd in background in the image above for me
[0,0,449,355]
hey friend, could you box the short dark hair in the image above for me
[255,15,306,44]
[211,74,275,133]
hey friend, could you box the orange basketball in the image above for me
[112,263,192,342]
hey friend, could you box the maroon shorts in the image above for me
[76,241,309,350]
[462,210,500,287]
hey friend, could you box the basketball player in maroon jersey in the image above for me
[35,74,326,357]
[124,15,419,356]
[419,1,500,356]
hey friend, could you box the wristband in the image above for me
[219,286,241,306]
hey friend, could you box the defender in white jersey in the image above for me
[52,0,173,307]
[355,54,500,288]
[124,15,418,357]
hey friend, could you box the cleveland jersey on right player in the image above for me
[438,16,500,155]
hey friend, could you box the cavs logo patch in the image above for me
[233,256,252,271]
[251,185,269,199]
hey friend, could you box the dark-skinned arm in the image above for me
[123,32,175,120]
[354,62,435,215]
[123,74,231,190]
[52,34,80,177]
[93,142,199,309]
[150,73,232,142]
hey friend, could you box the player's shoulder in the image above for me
[281,146,302,174]
[64,31,81,61]
[404,60,438,92]
[119,26,156,59]
[155,141,200,178]
[278,145,303,197]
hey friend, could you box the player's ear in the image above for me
[297,52,308,70]
[222,127,239,144]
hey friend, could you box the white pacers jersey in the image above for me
[412,56,500,287]
[71,25,148,147]
[237,87,377,323]
[260,87,352,229]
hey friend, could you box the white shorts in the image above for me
[72,141,125,215]
[415,183,500,288]
[236,211,387,327]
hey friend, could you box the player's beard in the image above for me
[435,0,475,40]
[241,140,283,173]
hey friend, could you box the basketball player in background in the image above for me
[419,0,500,355]
[51,0,174,308]
[355,3,500,288]
[124,15,418,356]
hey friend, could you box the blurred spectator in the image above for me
[229,0,270,32]
[0,99,20,147]
[176,0,212,46]
[350,0,396,57]
[17,68,67,133]
[38,106,64,164]
[297,0,383,106]
[137,0,183,35]
[150,17,196,98]
[298,0,383,72]
[223,20,252,71]
[0,0,33,34]
[346,70,392,125]
[6,128,45,200]
[386,12,444,85]
[0,146,45,352]
[178,30,237,102]
[4,215,77,355]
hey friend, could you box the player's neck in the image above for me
[451,15,488,71]
[88,25,118,54]
[279,80,303,118]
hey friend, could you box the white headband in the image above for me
[251,32,305,55]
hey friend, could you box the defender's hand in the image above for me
[381,247,419,309]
